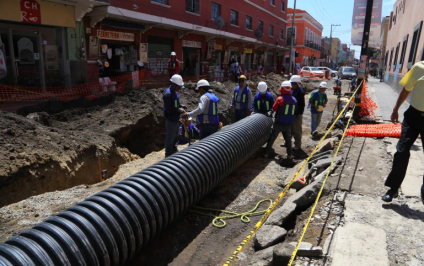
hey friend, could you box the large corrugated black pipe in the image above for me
[0,114,272,266]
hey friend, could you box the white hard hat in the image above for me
[290,75,301,83]
[281,81,292,88]
[319,81,328,88]
[258,82,267,93]
[188,117,193,121]
[171,51,176,56]
[236,62,239,66]
[170,74,184,86]
[196,79,210,91]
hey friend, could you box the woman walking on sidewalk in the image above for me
[382,61,424,203]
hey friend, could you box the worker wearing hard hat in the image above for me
[178,117,200,145]
[163,74,187,157]
[309,81,329,136]
[230,75,253,122]
[181,79,220,139]
[264,81,298,159]
[290,75,305,150]
[251,81,275,117]
[168,51,180,77]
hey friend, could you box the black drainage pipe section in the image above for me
[0,114,272,266]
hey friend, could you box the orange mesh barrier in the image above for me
[359,81,377,120]
[346,123,402,138]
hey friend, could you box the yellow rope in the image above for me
[190,199,273,228]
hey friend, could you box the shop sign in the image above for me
[228,46,239,52]
[215,44,223,50]
[97,30,135,42]
[182,40,202,48]
[21,0,41,24]
[244,48,253,54]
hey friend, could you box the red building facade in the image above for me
[84,0,288,81]
[287,8,323,69]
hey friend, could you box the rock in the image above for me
[289,242,323,257]
[248,245,275,266]
[323,233,333,256]
[286,174,331,208]
[272,243,295,265]
[309,150,332,162]
[283,159,309,187]
[254,225,287,250]
[314,156,343,169]
[265,202,297,226]
[315,138,335,154]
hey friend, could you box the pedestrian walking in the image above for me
[230,75,252,122]
[309,82,328,137]
[290,75,305,150]
[382,61,424,203]
[168,52,180,77]
[163,74,187,157]
[178,117,199,145]
[264,81,297,159]
[251,81,275,117]
[234,62,242,82]
[182,79,220,139]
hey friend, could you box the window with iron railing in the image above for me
[152,0,168,5]
[246,15,252,30]
[186,0,200,14]
[281,1,285,11]
[279,29,284,40]
[258,20,264,32]
[231,10,239,26]
[269,25,274,37]
[211,2,221,19]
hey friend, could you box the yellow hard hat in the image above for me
[239,75,247,80]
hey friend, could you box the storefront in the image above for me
[243,48,253,71]
[147,35,173,75]
[182,40,201,76]
[207,41,223,69]
[0,0,75,88]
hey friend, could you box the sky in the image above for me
[287,0,396,59]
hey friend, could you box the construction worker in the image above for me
[230,75,252,122]
[163,74,186,157]
[264,81,298,159]
[251,81,275,117]
[181,79,220,139]
[309,82,328,136]
[290,75,305,150]
[382,61,424,203]
[178,117,200,145]
[234,62,242,82]
[168,52,180,78]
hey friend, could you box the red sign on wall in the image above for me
[21,0,41,24]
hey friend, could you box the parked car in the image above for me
[317,67,338,77]
[338,67,357,79]
[300,66,324,78]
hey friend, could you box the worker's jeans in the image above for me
[293,115,303,148]
[266,122,293,156]
[385,107,424,190]
[311,112,323,133]
[165,119,179,157]
[235,109,248,122]
[199,124,218,140]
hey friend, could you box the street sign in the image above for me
[20,0,41,24]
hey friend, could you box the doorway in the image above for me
[183,47,200,76]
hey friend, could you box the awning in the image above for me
[102,19,145,31]
[88,6,288,51]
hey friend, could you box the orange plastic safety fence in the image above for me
[346,123,402,138]
[359,81,377,121]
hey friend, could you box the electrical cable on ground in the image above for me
[222,80,363,266]
[189,199,273,228]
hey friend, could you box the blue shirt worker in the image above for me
[230,75,253,122]
[178,117,200,145]
[309,82,328,136]
[290,75,305,150]
[181,79,220,139]
[264,81,298,159]
[251,81,275,117]
[163,74,187,157]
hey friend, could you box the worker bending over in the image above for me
[230,75,252,122]
[290,75,305,150]
[251,81,275,117]
[264,81,298,159]
[178,117,200,145]
[163,74,187,157]
[182,80,220,139]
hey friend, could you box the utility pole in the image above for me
[353,0,374,121]
[328,24,340,67]
[288,0,296,74]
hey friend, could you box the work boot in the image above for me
[381,189,399,202]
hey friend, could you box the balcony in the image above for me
[304,41,321,51]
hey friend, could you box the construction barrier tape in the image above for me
[222,80,364,266]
